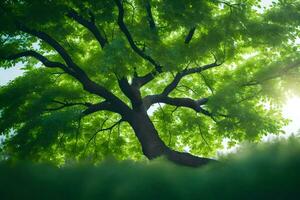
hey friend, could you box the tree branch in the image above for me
[84,117,109,154]
[114,0,162,73]
[85,118,123,152]
[200,73,215,94]
[145,1,156,30]
[215,0,242,9]
[176,84,199,96]
[198,125,211,149]
[118,77,143,107]
[161,62,221,96]
[132,69,160,87]
[46,100,91,112]
[160,97,209,113]
[242,60,300,87]
[16,23,79,72]
[2,50,68,70]
[8,24,132,116]
[144,95,209,113]
[82,101,118,116]
[142,62,222,113]
[67,9,108,48]
[3,48,123,110]
[135,61,221,89]
[185,26,196,44]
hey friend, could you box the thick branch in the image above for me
[82,101,117,116]
[9,24,131,116]
[16,23,80,73]
[160,97,209,113]
[145,1,156,30]
[2,50,67,70]
[132,69,160,87]
[16,24,99,81]
[67,9,108,48]
[185,26,196,44]
[114,0,162,73]
[142,62,221,113]
[4,49,123,110]
[118,77,143,107]
[144,95,208,113]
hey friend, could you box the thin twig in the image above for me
[198,124,211,149]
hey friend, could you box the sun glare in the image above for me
[255,0,278,13]
[282,96,300,134]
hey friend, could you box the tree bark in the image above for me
[127,107,217,167]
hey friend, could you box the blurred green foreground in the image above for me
[1,139,300,200]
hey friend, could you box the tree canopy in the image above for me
[0,0,300,165]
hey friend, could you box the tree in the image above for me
[0,0,300,167]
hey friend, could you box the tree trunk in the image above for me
[127,108,216,167]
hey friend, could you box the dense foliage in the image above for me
[1,139,300,199]
[0,0,300,164]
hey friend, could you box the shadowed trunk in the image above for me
[127,108,216,167]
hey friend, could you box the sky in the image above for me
[0,63,24,86]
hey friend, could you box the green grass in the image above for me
[1,139,300,200]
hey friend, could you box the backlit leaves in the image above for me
[0,0,300,164]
